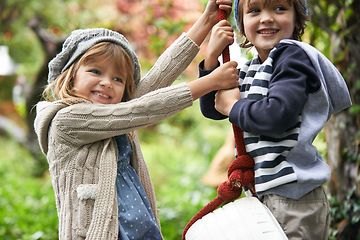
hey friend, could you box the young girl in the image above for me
[198,0,352,239]
[34,1,239,239]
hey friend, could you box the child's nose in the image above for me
[99,77,112,88]
[260,11,274,23]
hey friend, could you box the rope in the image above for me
[181,9,257,240]
[218,9,230,63]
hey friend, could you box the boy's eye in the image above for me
[249,9,260,14]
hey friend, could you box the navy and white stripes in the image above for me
[238,49,298,195]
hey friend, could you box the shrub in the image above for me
[0,137,58,240]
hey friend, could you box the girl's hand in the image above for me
[187,61,238,101]
[214,87,240,116]
[204,0,233,26]
[210,61,239,90]
[204,20,234,70]
[187,0,232,46]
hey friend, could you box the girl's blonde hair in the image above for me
[236,0,310,48]
[43,42,135,104]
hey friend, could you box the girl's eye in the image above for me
[275,6,286,11]
[114,77,124,83]
[90,69,100,74]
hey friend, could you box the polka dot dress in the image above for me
[115,135,162,240]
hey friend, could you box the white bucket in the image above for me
[185,197,288,240]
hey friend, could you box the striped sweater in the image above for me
[199,40,351,200]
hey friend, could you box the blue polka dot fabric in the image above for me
[115,135,162,240]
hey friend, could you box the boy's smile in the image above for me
[243,0,296,61]
[257,27,279,36]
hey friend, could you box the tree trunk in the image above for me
[321,1,360,239]
[326,112,358,200]
[307,0,360,238]
[24,18,65,176]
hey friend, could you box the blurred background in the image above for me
[0,0,359,239]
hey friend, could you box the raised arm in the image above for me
[187,0,233,46]
[134,0,233,98]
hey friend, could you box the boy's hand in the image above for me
[204,20,234,70]
[215,87,240,116]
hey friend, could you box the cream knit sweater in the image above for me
[34,33,200,240]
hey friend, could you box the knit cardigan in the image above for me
[34,33,200,240]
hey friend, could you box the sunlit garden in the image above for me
[1,0,360,239]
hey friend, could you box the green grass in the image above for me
[0,138,58,240]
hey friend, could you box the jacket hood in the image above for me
[34,100,85,155]
[280,39,352,115]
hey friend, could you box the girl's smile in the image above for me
[92,90,111,99]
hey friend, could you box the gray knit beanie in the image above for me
[48,28,141,85]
